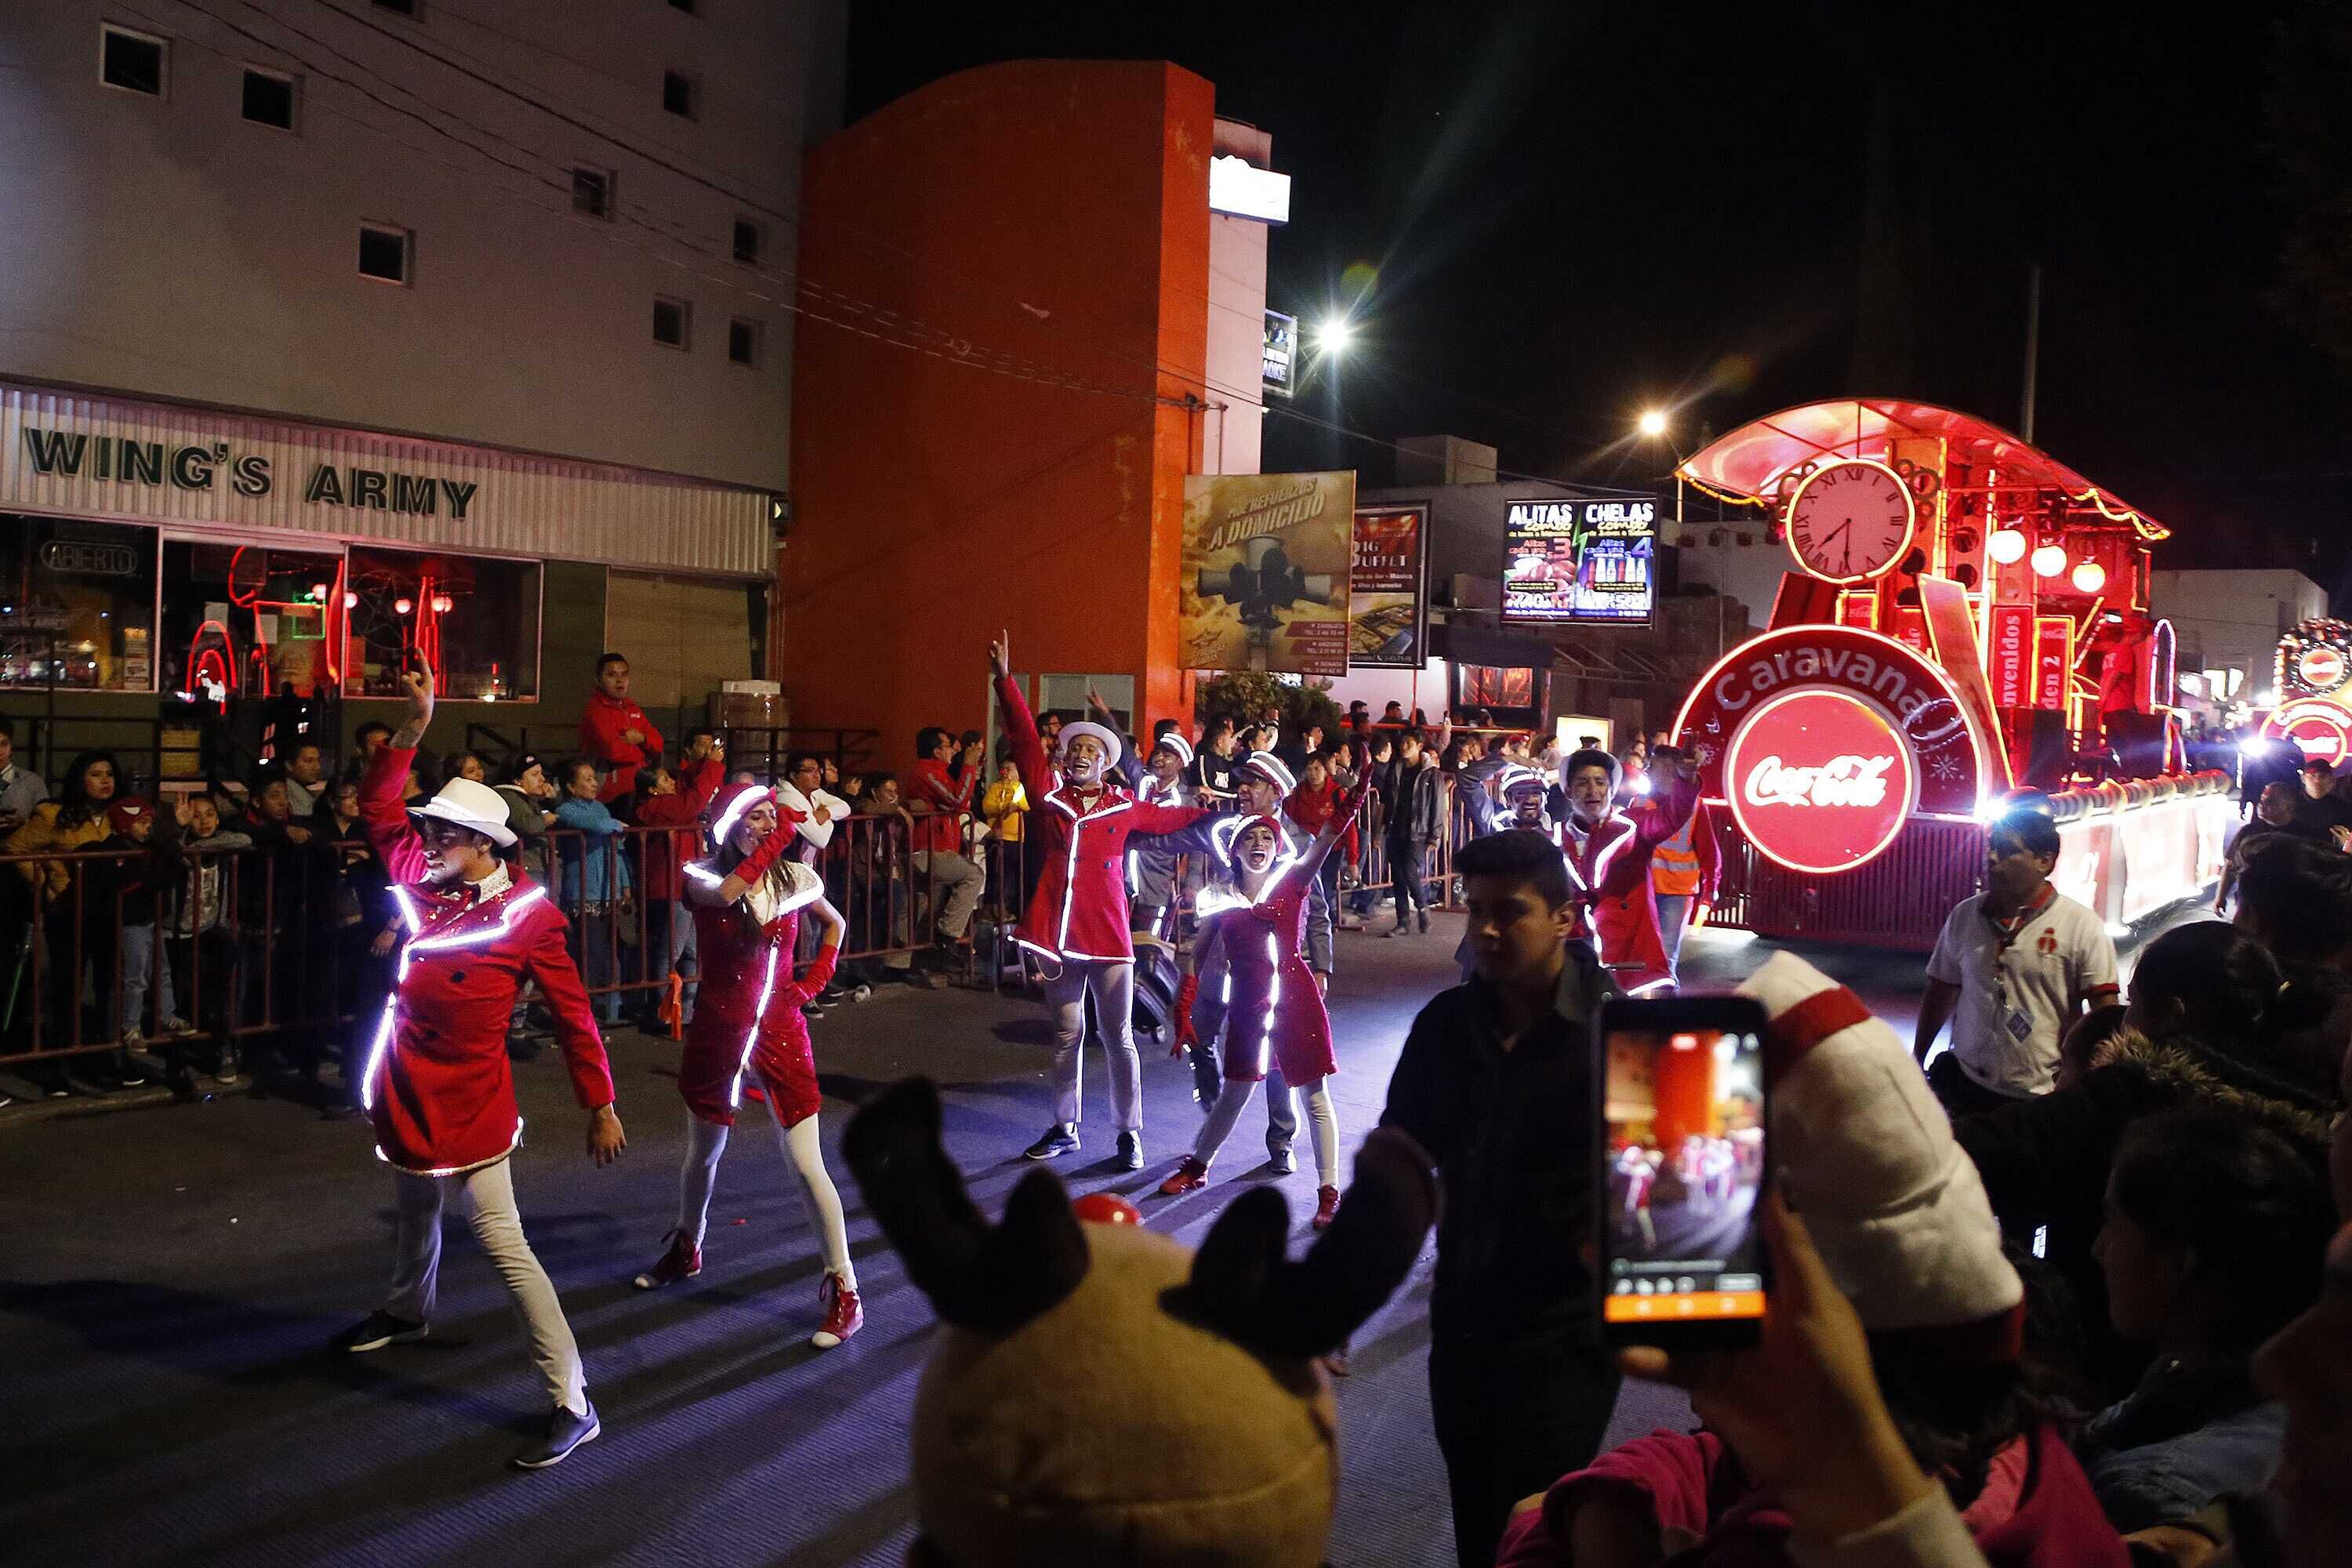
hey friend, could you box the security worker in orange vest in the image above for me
[1646,793,1719,987]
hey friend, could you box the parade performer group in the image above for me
[989,631,1211,1170]
[336,668,626,1472]
[1160,778,1367,1228]
[630,778,865,1351]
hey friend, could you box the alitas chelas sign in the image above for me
[20,427,479,519]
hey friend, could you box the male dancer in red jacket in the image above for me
[1556,746,1698,994]
[989,632,1210,1169]
[335,668,627,1471]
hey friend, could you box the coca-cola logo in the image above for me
[2267,699,2352,765]
[2299,647,2347,693]
[1725,688,1916,874]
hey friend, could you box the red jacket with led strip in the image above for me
[359,745,615,1175]
[995,676,1210,964]
[1556,772,1697,994]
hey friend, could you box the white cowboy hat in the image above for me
[410,777,518,847]
[1058,720,1123,768]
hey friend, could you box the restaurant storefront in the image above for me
[0,379,775,772]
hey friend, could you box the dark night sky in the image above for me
[847,0,2352,585]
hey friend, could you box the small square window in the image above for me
[359,224,412,285]
[662,69,697,119]
[372,0,419,16]
[670,0,698,12]
[572,167,612,219]
[100,24,167,97]
[654,296,691,349]
[731,218,763,266]
[728,318,763,367]
[241,68,297,130]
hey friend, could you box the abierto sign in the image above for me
[1724,688,1918,875]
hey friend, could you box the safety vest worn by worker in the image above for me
[1650,803,1706,898]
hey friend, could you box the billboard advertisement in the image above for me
[1181,470,1356,675]
[1348,505,1428,667]
[1501,496,1657,623]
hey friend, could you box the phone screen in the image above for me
[1601,1004,1768,1331]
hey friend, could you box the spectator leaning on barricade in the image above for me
[161,792,252,1087]
[554,757,634,1024]
[1952,920,2339,1404]
[841,772,936,991]
[93,797,178,1071]
[495,753,559,886]
[579,651,664,803]
[1915,808,2118,1116]
[322,777,397,1116]
[628,737,725,1032]
[1501,950,2129,1568]
[907,726,986,971]
[1380,828,1621,1568]
[239,766,338,1089]
[1384,726,1444,935]
[282,740,325,818]
[8,749,129,1096]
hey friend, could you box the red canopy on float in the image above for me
[1674,397,2170,543]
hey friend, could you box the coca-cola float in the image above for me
[2259,619,2352,765]
[1669,399,2230,949]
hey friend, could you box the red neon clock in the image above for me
[1723,687,1918,875]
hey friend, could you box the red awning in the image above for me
[1674,397,2168,540]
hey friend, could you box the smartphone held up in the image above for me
[1597,994,1770,1347]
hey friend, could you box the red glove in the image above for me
[1173,973,1200,1056]
[731,818,796,887]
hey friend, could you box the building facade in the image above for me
[2149,567,2328,710]
[0,0,842,773]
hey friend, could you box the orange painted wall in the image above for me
[785,61,1214,766]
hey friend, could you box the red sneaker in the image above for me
[632,1229,701,1290]
[1312,1185,1341,1231]
[812,1271,863,1349]
[1159,1156,1210,1196]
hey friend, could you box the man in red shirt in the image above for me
[579,652,664,802]
[907,726,985,960]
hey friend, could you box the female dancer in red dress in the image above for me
[631,782,864,1348]
[1160,783,1364,1229]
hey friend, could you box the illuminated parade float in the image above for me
[1668,400,2230,949]
[2260,618,2352,764]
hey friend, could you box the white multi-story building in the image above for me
[2148,568,2328,709]
[0,0,841,760]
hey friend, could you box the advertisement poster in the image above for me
[1988,605,2033,709]
[1501,496,1657,623]
[1348,505,1428,668]
[2033,616,2074,712]
[1181,470,1356,674]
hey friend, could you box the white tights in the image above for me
[675,1109,855,1287]
[1195,1075,1338,1185]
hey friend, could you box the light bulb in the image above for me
[1987,528,2027,564]
[431,594,453,614]
[2071,560,2106,593]
[2031,543,2067,579]
[343,591,358,609]
[394,597,413,615]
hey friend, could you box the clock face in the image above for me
[1785,460,1917,586]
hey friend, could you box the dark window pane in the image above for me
[662,71,694,118]
[670,0,697,12]
[359,227,408,283]
[0,515,158,693]
[101,28,164,96]
[372,0,418,16]
[654,299,688,347]
[728,319,759,365]
[732,219,760,264]
[241,71,295,129]
[345,549,540,701]
[572,168,609,217]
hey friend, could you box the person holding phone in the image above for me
[1377,828,1620,1568]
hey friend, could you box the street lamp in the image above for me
[1316,317,1353,355]
[1637,409,1668,439]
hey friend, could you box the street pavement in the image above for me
[0,903,2211,1566]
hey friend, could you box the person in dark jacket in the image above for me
[1952,920,2338,1400]
[1380,828,1617,1568]
[323,779,397,1116]
[241,768,339,1087]
[2231,829,2352,1094]
[1384,730,1445,935]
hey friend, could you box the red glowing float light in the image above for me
[1722,688,1919,876]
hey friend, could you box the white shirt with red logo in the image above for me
[1926,886,2118,1098]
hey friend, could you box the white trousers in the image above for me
[1196,1075,1339,1185]
[1044,958,1139,1131]
[673,1111,855,1287]
[383,1157,586,1415]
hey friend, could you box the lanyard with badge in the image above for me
[1982,883,2056,1045]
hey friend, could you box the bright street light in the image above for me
[1316,317,1353,354]
[1636,408,1668,438]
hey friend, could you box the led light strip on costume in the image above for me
[729,947,783,1109]
[1044,790,1132,953]
[682,858,823,919]
[361,885,547,1113]
[1196,815,1303,916]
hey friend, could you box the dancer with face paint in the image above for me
[332,668,625,1472]
[989,632,1213,1170]
[1161,780,1367,1229]
[631,781,865,1348]
[1555,744,1700,995]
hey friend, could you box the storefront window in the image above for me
[0,514,159,691]
[344,548,539,700]
[159,539,346,703]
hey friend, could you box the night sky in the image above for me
[848,1,2352,587]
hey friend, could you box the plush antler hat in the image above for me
[845,1078,1436,1568]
